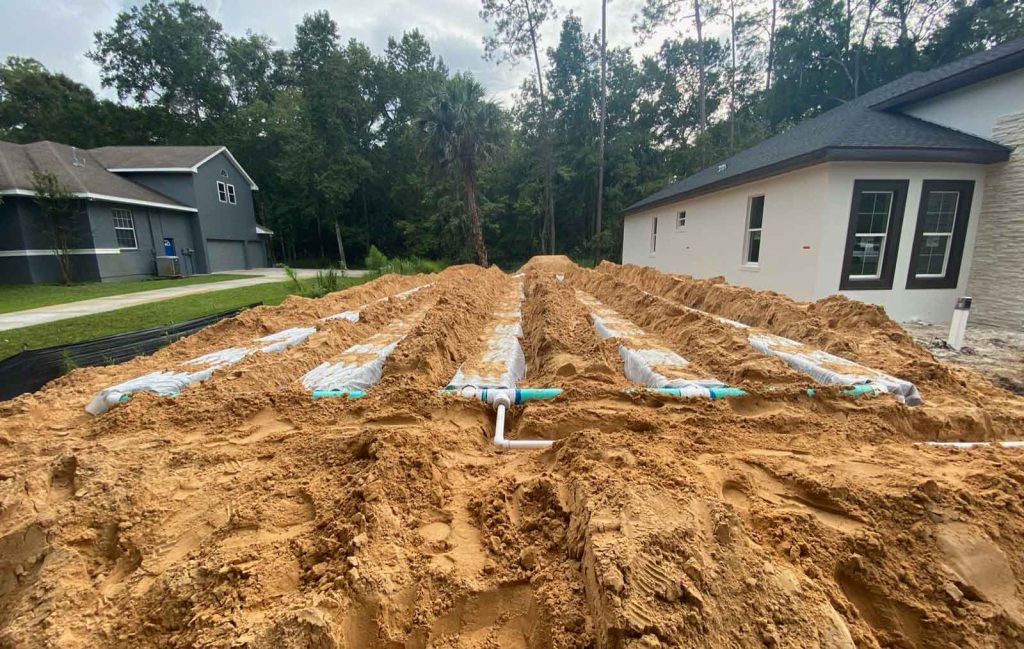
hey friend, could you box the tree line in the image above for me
[0,0,1020,268]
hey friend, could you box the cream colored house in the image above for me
[622,37,1024,327]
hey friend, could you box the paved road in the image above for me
[0,268,368,332]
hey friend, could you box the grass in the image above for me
[0,276,366,360]
[0,274,253,314]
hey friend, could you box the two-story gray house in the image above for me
[0,140,268,283]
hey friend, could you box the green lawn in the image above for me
[0,276,365,360]
[0,274,253,314]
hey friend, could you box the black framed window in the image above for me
[744,195,764,265]
[840,180,908,290]
[906,180,974,289]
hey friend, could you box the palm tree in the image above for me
[416,73,502,266]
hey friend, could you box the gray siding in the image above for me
[193,152,261,270]
[0,196,203,284]
[88,202,199,281]
[0,196,101,284]
[1,148,262,283]
[0,199,28,249]
[117,172,196,208]
[118,153,262,272]
[117,172,210,273]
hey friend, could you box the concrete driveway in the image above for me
[0,268,367,332]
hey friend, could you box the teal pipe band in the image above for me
[515,388,562,403]
[806,385,877,397]
[312,389,366,399]
[642,387,746,399]
[709,387,747,399]
[477,387,563,404]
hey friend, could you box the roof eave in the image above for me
[195,147,259,191]
[107,167,196,174]
[0,188,197,213]
[621,145,1010,216]
[871,48,1024,111]
[97,146,260,191]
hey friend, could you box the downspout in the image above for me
[146,209,159,275]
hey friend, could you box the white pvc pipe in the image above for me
[492,403,554,450]
[918,441,1024,449]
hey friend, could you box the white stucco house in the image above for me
[622,37,1024,328]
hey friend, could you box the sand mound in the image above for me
[2,259,1024,648]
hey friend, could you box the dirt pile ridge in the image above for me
[2,258,1024,648]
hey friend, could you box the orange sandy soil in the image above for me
[3,257,1024,648]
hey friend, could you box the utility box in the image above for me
[155,256,183,278]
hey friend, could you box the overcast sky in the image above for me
[0,0,683,105]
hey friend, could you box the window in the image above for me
[906,180,974,289]
[914,192,957,276]
[112,208,137,249]
[849,191,893,279]
[676,211,687,229]
[650,216,658,254]
[840,180,908,290]
[743,196,764,265]
[218,181,237,205]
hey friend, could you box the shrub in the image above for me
[299,267,342,299]
[283,265,303,293]
[389,256,444,275]
[365,246,389,275]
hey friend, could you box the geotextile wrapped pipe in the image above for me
[85,326,317,415]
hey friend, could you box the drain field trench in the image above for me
[2,256,1024,648]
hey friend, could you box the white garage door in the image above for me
[207,239,248,272]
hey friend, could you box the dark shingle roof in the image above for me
[871,37,1024,110]
[0,140,194,211]
[89,145,223,170]
[624,37,1024,216]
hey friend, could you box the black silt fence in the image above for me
[0,303,260,401]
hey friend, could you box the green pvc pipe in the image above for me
[643,386,748,399]
[478,387,563,404]
[312,389,366,399]
[643,384,878,400]
[806,384,878,398]
[514,388,563,404]
[439,386,563,404]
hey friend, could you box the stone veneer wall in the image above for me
[967,111,1024,330]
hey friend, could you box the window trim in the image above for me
[226,183,237,205]
[650,215,658,255]
[839,180,908,291]
[905,180,974,290]
[676,210,686,230]
[217,180,228,203]
[112,208,138,250]
[742,195,764,266]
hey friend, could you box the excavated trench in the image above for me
[2,257,1024,648]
